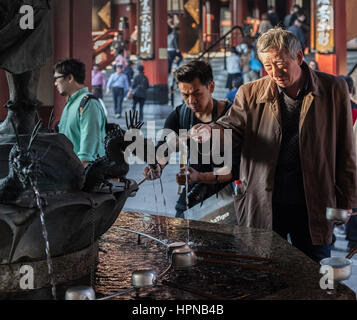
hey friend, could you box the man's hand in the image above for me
[143,164,162,180]
[190,124,212,143]
[176,167,201,185]
[106,88,110,94]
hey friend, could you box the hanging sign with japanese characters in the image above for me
[312,0,335,53]
[137,0,155,60]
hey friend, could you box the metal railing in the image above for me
[348,62,357,76]
[169,25,245,107]
[198,25,244,70]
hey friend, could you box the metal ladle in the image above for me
[65,286,96,300]
[326,207,355,223]
[320,245,357,281]
[170,247,197,269]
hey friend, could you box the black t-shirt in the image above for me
[156,100,240,179]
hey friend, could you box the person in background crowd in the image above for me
[257,13,273,36]
[288,13,306,52]
[54,58,106,166]
[168,27,182,74]
[284,5,301,28]
[192,28,357,262]
[106,64,130,119]
[226,47,242,89]
[114,49,128,69]
[238,43,261,84]
[267,5,279,27]
[91,63,106,99]
[124,60,135,84]
[285,4,302,28]
[167,14,175,34]
[131,64,149,121]
[130,25,138,45]
[224,77,243,104]
[308,60,319,71]
[112,33,127,58]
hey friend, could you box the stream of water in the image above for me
[33,185,57,300]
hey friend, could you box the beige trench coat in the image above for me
[216,63,357,245]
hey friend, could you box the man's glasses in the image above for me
[54,74,67,82]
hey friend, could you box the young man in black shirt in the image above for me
[143,60,239,218]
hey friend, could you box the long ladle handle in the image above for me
[346,244,357,259]
[137,177,148,186]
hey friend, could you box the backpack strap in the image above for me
[79,94,98,114]
[176,103,192,130]
[177,99,220,130]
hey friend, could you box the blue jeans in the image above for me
[272,202,331,262]
[112,87,124,115]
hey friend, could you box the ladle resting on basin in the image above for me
[320,245,357,281]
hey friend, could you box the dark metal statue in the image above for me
[84,111,144,192]
[0,120,45,204]
[0,0,52,134]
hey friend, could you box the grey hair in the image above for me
[256,27,302,60]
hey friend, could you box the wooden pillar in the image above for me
[314,0,346,75]
[231,0,248,26]
[141,0,168,105]
[52,0,93,124]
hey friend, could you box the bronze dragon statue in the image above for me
[83,110,144,192]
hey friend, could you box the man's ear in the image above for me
[209,81,215,94]
[297,50,304,65]
[67,74,74,83]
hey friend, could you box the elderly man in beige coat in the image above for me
[193,28,357,262]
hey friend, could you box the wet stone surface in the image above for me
[94,211,356,300]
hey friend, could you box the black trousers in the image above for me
[132,96,145,121]
[272,202,331,262]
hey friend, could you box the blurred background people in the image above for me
[91,63,106,99]
[168,27,182,74]
[267,5,279,27]
[114,49,128,69]
[284,4,302,28]
[257,13,273,36]
[112,33,127,58]
[288,13,306,52]
[131,65,149,121]
[124,60,134,84]
[225,76,243,104]
[226,46,242,89]
[106,64,130,118]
